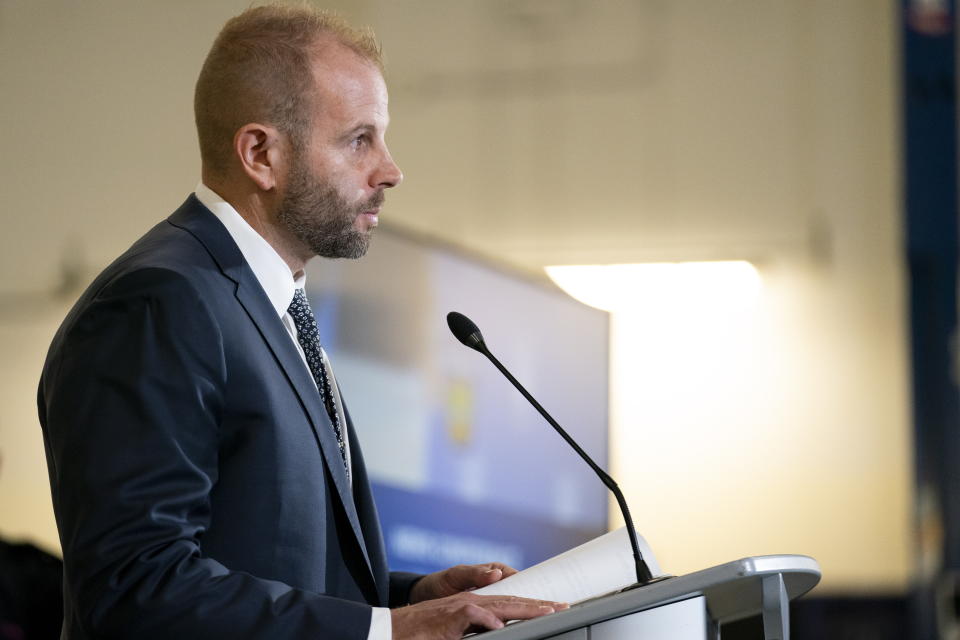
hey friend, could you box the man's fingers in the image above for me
[480,562,517,578]
[460,562,519,588]
[498,564,519,578]
[391,592,567,640]
[461,602,505,631]
[477,594,566,609]
[476,595,569,621]
[423,562,523,600]
[477,566,503,585]
[447,564,501,590]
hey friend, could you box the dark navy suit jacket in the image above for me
[38,195,419,639]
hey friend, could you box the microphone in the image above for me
[446,311,662,587]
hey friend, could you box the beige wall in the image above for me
[0,1,907,592]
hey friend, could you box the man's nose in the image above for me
[373,148,403,189]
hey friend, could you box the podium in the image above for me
[480,555,820,640]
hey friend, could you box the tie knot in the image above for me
[289,287,308,312]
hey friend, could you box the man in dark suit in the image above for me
[38,5,561,639]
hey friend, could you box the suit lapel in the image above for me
[343,404,391,606]
[168,196,377,589]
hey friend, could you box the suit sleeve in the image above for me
[40,267,373,639]
[388,572,423,608]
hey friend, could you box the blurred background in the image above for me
[0,0,955,637]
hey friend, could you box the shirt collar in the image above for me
[194,182,305,317]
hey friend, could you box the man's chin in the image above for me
[313,233,371,260]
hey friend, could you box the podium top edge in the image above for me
[739,554,821,578]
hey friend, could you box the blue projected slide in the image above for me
[305,228,609,573]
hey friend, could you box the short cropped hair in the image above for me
[194,3,383,176]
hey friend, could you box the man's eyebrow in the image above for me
[341,123,376,139]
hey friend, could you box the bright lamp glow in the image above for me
[545,261,761,314]
[546,260,767,575]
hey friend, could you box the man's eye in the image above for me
[351,135,368,150]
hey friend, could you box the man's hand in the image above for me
[409,563,518,603]
[391,592,566,640]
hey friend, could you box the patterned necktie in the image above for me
[287,288,347,471]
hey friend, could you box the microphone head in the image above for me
[447,311,487,352]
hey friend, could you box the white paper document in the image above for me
[473,527,662,605]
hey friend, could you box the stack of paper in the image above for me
[474,527,662,605]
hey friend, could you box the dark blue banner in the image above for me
[902,0,958,636]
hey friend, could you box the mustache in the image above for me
[357,190,385,212]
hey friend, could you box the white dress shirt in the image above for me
[194,183,392,640]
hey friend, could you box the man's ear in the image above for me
[233,123,285,192]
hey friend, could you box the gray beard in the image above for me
[276,162,383,260]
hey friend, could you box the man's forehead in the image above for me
[307,52,388,132]
[308,37,384,84]
[310,46,385,97]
